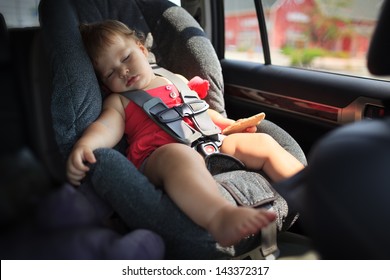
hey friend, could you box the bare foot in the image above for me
[207,206,277,247]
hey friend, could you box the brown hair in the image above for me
[79,20,145,64]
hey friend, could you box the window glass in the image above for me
[225,0,389,80]
[0,0,39,28]
[169,0,181,6]
[224,0,264,63]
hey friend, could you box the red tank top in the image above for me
[124,77,211,169]
[124,84,189,169]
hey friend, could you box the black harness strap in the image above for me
[152,66,221,140]
[120,66,221,153]
[120,90,203,145]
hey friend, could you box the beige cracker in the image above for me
[222,112,266,135]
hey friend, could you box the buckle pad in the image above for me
[194,141,220,157]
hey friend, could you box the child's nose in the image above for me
[119,67,129,78]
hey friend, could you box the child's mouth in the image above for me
[126,75,139,87]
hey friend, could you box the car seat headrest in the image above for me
[0,13,9,62]
[367,0,390,75]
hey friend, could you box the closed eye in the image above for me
[106,70,114,79]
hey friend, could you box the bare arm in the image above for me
[66,94,125,185]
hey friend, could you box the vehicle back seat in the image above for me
[0,16,26,155]
[7,26,66,185]
[0,14,52,226]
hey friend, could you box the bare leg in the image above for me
[143,143,276,246]
[220,133,304,182]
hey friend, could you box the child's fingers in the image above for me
[69,164,86,176]
[66,147,95,186]
[68,174,84,186]
[84,149,97,164]
[245,126,258,133]
[67,166,86,186]
[68,175,80,186]
[72,155,90,172]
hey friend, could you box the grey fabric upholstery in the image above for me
[39,0,306,259]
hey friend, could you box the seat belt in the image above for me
[152,65,221,139]
[120,89,204,145]
[120,66,222,155]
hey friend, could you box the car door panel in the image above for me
[221,59,389,154]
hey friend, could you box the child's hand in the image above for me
[227,119,257,133]
[66,145,97,186]
[241,123,258,133]
[222,113,265,135]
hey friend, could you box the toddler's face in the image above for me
[94,34,153,93]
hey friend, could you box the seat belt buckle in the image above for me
[195,141,219,157]
[260,208,280,260]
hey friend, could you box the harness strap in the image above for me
[120,66,221,146]
[152,66,221,140]
[152,66,197,103]
[120,90,202,145]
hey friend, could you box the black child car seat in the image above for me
[39,0,307,259]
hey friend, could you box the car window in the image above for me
[224,0,264,63]
[224,0,389,81]
[0,0,40,27]
[170,0,181,6]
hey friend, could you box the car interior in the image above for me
[1,0,389,260]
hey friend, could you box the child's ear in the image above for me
[137,41,148,57]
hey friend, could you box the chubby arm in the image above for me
[66,94,125,185]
